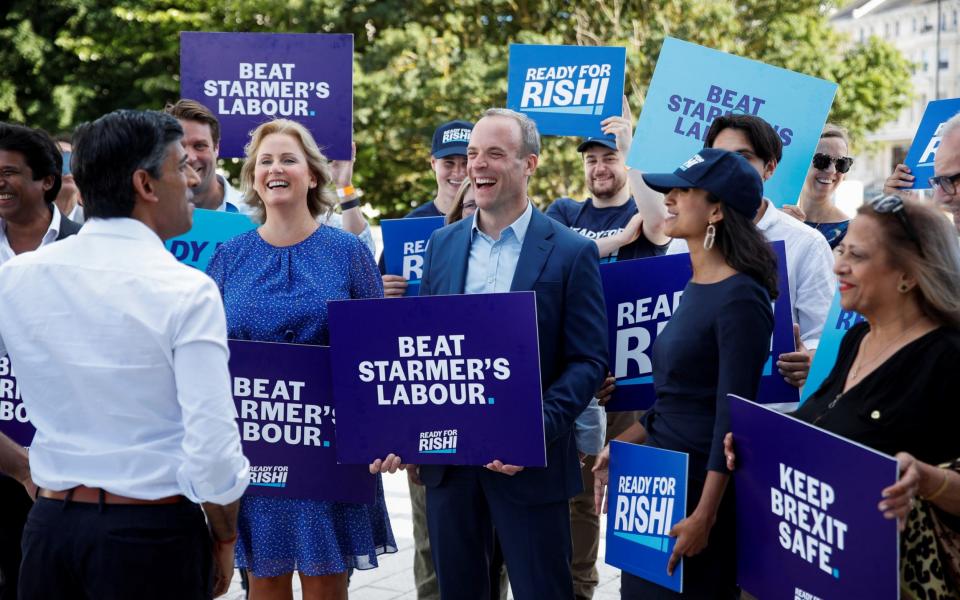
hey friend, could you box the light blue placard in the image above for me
[164,208,256,271]
[507,44,626,138]
[627,37,838,207]
[380,216,446,297]
[605,441,688,593]
[800,289,864,404]
[903,98,960,189]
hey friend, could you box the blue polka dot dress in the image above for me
[206,224,396,577]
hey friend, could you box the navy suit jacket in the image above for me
[418,207,609,505]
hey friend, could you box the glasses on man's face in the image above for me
[869,194,923,256]
[812,153,854,174]
[61,151,71,176]
[929,171,960,195]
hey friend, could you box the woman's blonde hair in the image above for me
[858,198,960,328]
[446,179,474,225]
[240,119,336,223]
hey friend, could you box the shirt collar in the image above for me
[78,217,165,247]
[755,198,777,232]
[471,201,533,243]
[0,204,62,247]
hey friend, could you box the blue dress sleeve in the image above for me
[708,284,773,472]
[204,242,229,297]
[348,235,385,300]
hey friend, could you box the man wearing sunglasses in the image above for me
[931,112,960,235]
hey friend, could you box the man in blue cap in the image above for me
[544,101,670,600]
[381,119,473,298]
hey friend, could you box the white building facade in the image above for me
[831,0,960,197]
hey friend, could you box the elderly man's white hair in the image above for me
[943,111,960,137]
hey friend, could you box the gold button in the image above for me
[870,410,881,420]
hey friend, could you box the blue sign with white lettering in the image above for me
[507,44,626,138]
[627,37,837,207]
[605,441,688,593]
[730,396,899,600]
[903,98,960,189]
[380,216,446,297]
[800,290,864,404]
[164,208,256,271]
[180,32,354,159]
[601,242,796,411]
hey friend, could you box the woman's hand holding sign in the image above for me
[485,460,524,476]
[369,453,405,474]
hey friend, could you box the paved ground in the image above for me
[222,471,623,599]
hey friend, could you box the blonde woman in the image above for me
[206,119,395,599]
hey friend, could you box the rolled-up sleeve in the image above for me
[172,280,250,504]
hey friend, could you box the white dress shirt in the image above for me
[0,217,249,503]
[666,199,835,348]
[0,204,64,264]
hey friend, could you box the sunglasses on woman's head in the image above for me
[811,153,853,174]
[869,194,923,256]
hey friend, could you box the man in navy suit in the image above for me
[372,108,608,599]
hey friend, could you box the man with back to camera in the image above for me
[0,110,250,599]
[371,108,609,600]
[381,119,473,297]
[667,114,835,397]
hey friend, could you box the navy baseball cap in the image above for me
[577,137,618,153]
[641,148,763,219]
[431,120,473,158]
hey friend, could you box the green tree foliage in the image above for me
[0,0,912,217]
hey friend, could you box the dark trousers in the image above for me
[426,467,574,600]
[0,477,32,600]
[19,497,213,600]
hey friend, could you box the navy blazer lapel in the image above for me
[446,218,473,294]
[511,209,555,292]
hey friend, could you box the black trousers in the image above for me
[0,477,32,600]
[19,497,213,600]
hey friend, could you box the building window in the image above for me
[895,21,900,36]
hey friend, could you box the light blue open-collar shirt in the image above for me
[464,201,533,295]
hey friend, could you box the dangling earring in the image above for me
[898,282,910,293]
[704,222,716,250]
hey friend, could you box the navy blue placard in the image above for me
[180,32,354,159]
[327,292,546,466]
[229,340,375,503]
[730,395,899,600]
[507,44,626,138]
[605,440,688,593]
[600,242,795,411]
[0,354,32,446]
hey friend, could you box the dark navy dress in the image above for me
[623,273,773,599]
[206,225,396,577]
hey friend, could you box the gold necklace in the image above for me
[850,322,922,381]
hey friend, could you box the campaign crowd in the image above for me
[0,91,959,600]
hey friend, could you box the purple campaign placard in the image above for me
[229,340,375,504]
[600,242,795,411]
[180,32,353,159]
[327,292,546,466]
[0,354,34,447]
[729,395,899,600]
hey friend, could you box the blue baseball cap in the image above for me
[577,137,618,153]
[641,148,763,218]
[431,120,473,158]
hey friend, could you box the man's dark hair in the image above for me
[704,114,783,165]
[164,99,221,147]
[72,110,183,219]
[0,122,63,204]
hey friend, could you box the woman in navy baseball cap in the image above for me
[593,148,778,599]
